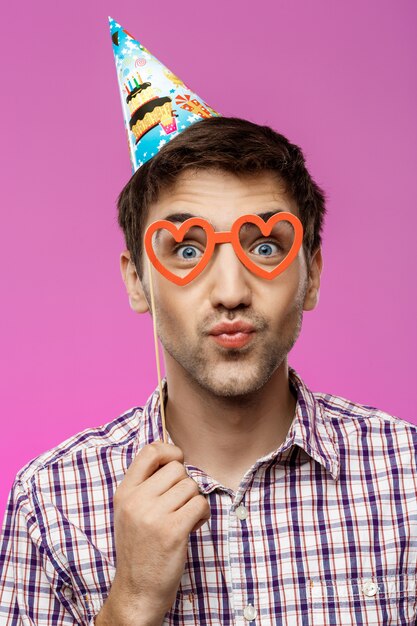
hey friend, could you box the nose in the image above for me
[206,242,252,310]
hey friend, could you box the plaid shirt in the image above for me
[1,365,417,625]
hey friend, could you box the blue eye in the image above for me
[252,242,279,256]
[176,245,202,260]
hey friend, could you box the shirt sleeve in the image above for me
[0,477,92,625]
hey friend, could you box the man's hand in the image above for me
[95,441,211,625]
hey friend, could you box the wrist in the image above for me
[94,588,165,626]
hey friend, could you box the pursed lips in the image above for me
[208,320,256,349]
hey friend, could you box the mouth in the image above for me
[208,320,256,350]
[210,331,255,349]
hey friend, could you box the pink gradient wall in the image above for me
[1,0,416,517]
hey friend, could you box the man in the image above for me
[1,117,417,626]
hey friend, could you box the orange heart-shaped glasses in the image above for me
[144,212,304,286]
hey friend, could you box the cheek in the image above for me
[152,282,196,329]
[261,288,299,324]
[260,265,304,308]
[254,277,307,333]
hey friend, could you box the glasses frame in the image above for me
[144,212,304,286]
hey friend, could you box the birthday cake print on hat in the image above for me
[109,17,221,173]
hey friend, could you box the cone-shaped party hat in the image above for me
[109,17,221,174]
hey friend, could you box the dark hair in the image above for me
[117,116,327,277]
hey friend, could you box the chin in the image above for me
[164,337,291,398]
[192,362,281,398]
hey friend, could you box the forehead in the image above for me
[145,168,299,230]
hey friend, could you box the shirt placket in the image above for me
[228,479,260,626]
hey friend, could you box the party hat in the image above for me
[108,17,221,174]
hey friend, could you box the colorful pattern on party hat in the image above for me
[108,16,221,174]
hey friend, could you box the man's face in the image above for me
[122,168,322,398]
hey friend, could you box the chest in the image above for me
[49,452,417,625]
[164,459,417,625]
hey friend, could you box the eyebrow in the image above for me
[160,209,286,226]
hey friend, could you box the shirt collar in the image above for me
[141,366,340,487]
[287,366,339,481]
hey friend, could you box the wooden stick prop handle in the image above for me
[147,255,168,443]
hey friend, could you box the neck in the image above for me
[163,358,297,489]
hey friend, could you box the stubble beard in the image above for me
[145,282,307,400]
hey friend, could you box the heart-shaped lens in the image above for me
[152,224,208,272]
[144,218,215,286]
[232,213,303,280]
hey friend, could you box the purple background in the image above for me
[1,0,416,517]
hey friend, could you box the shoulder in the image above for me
[2,409,149,606]
[15,405,145,491]
[314,389,417,464]
[315,388,415,429]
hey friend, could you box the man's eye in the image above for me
[251,241,280,256]
[174,245,203,260]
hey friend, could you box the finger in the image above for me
[191,518,208,533]
[139,460,190,498]
[157,475,201,510]
[121,442,185,489]
[173,494,211,536]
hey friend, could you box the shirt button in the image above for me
[235,504,248,520]
[243,603,257,621]
[63,587,73,600]
[362,580,378,596]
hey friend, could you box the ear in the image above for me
[303,246,323,311]
[120,250,150,314]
